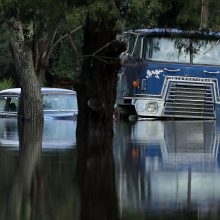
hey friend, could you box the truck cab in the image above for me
[116,28,220,119]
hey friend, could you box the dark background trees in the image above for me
[0,0,220,124]
[122,0,220,30]
[0,0,83,121]
[1,0,220,92]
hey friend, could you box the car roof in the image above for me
[124,28,220,39]
[0,87,76,96]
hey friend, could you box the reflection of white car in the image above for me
[0,87,78,119]
[0,118,76,150]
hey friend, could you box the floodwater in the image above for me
[0,118,220,219]
[114,119,220,220]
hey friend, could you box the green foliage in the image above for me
[49,38,81,80]
[0,25,16,84]
[123,0,151,29]
[175,0,201,29]
[0,25,13,75]
[0,78,14,90]
[122,0,220,31]
[82,0,123,32]
[48,7,84,81]
[1,0,220,87]
[0,0,85,85]
[1,0,63,21]
[123,0,197,29]
[208,0,220,30]
[66,7,86,28]
[49,0,124,82]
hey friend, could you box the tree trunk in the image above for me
[76,2,125,219]
[76,9,124,196]
[8,18,43,122]
[200,0,209,29]
[76,14,124,138]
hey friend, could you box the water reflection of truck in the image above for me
[116,29,220,119]
[115,120,220,216]
[131,120,219,170]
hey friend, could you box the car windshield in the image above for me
[144,36,220,65]
[0,93,77,112]
[43,94,77,111]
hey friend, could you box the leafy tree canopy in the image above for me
[122,0,220,30]
[1,0,220,86]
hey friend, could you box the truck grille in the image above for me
[164,82,215,119]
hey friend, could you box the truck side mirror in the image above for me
[119,52,131,64]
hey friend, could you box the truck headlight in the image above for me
[146,102,158,113]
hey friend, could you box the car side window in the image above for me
[0,96,18,112]
[9,103,17,112]
[8,97,18,112]
[0,97,7,111]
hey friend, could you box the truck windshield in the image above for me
[144,37,220,65]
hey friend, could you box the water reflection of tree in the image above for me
[77,127,119,220]
[6,119,44,220]
[3,118,79,220]
[174,37,216,55]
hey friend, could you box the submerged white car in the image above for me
[0,87,78,119]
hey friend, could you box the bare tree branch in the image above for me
[51,25,82,54]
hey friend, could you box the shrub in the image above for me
[0,78,14,91]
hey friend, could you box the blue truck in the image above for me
[116,28,220,119]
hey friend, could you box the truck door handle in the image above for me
[203,70,220,74]
[164,68,180,72]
